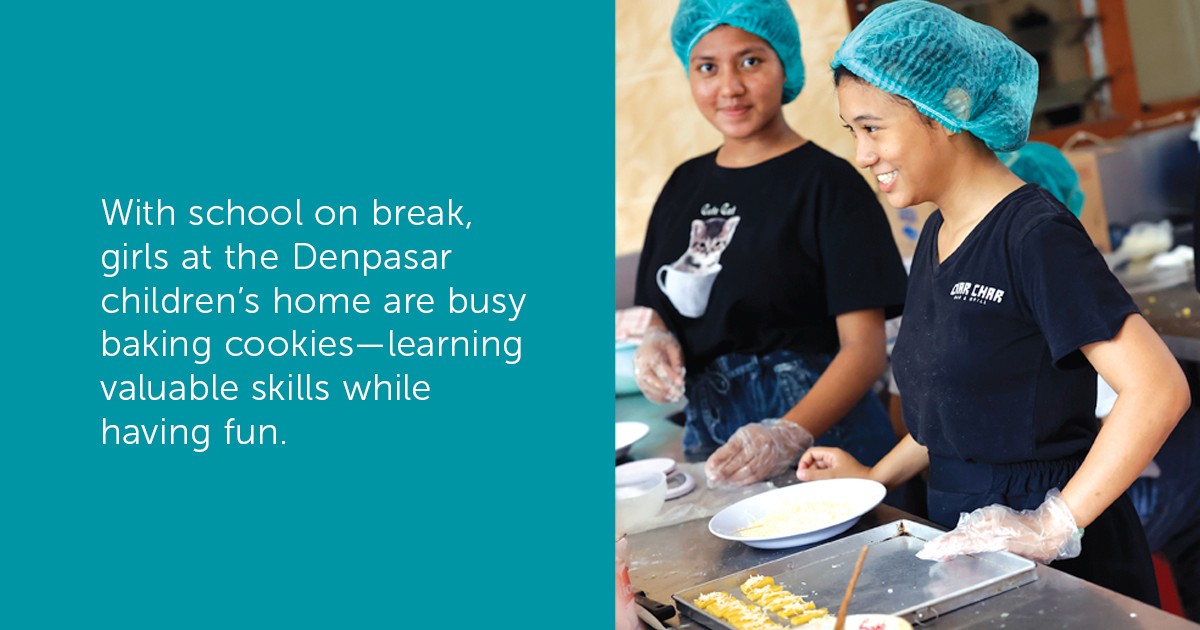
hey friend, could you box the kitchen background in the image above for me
[615,0,1200,263]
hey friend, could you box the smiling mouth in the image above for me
[877,170,897,185]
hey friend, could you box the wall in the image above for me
[1125,0,1200,104]
[615,0,863,255]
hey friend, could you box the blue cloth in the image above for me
[1128,406,1200,551]
[671,0,805,103]
[831,0,1038,151]
[681,349,894,467]
[928,455,1159,606]
[1127,406,1200,620]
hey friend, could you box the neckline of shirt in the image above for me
[929,184,1039,276]
[708,141,816,172]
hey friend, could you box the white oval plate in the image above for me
[709,478,886,549]
[615,422,650,459]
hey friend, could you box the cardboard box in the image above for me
[1064,149,1113,253]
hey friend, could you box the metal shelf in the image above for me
[1033,76,1110,114]
[1009,17,1098,55]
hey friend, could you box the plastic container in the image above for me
[615,469,667,536]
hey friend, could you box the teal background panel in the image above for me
[4,2,614,627]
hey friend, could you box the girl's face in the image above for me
[837,78,952,209]
[689,26,786,143]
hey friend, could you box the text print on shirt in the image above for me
[950,281,1006,304]
[700,202,738,217]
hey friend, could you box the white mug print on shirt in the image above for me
[657,216,739,318]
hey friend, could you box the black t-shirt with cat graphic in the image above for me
[635,142,907,373]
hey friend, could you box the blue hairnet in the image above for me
[671,0,805,104]
[997,142,1085,217]
[831,0,1038,152]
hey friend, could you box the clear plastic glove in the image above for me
[705,419,815,487]
[917,489,1083,564]
[633,329,685,403]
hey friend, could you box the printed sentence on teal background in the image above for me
[103,197,470,228]
[97,194,529,456]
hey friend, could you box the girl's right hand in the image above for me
[633,329,686,403]
[796,447,871,482]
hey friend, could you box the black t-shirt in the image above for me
[634,143,907,372]
[893,184,1139,464]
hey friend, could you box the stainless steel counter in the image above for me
[617,395,1199,629]
[1118,264,1200,362]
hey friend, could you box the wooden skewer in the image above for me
[834,545,870,630]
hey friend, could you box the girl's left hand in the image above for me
[917,489,1083,564]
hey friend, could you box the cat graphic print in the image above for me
[657,216,740,317]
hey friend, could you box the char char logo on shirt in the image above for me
[656,213,740,318]
[949,281,1006,305]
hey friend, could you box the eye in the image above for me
[740,57,761,69]
[697,62,715,74]
[865,125,879,133]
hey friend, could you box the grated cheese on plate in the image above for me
[737,500,857,537]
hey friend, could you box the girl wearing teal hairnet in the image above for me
[797,0,1187,605]
[996,142,1085,217]
[632,0,908,487]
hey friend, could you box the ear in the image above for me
[721,216,740,238]
[691,220,706,240]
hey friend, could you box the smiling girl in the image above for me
[632,0,907,487]
[797,0,1188,604]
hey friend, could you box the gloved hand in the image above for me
[633,328,685,403]
[705,419,815,487]
[917,489,1083,564]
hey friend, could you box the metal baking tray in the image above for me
[673,519,1037,628]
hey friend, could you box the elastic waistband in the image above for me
[703,349,832,378]
[928,453,1084,494]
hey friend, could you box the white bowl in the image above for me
[708,478,886,549]
[615,421,649,459]
[616,469,666,536]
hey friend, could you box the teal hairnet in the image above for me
[997,142,1085,217]
[671,0,805,104]
[831,0,1038,152]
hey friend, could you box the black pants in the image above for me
[928,455,1160,607]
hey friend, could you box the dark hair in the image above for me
[833,65,938,128]
[832,65,861,87]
